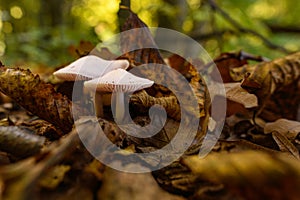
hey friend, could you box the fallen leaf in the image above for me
[152,160,220,197]
[181,151,300,200]
[271,131,300,159]
[264,119,300,140]
[119,8,165,66]
[39,165,71,189]
[0,66,87,133]
[241,52,300,120]
[225,82,258,108]
[166,54,198,78]
[98,168,185,200]
[211,50,267,83]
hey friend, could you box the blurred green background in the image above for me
[0,0,300,68]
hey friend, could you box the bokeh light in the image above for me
[10,6,23,19]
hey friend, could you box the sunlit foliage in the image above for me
[0,0,300,67]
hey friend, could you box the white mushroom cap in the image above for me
[84,69,154,93]
[53,55,129,81]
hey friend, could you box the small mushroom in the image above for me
[84,69,154,122]
[53,55,129,117]
[53,55,129,81]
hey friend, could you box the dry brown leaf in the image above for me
[152,160,221,197]
[119,8,165,67]
[119,8,201,107]
[38,165,71,189]
[166,54,191,77]
[98,168,185,200]
[271,131,300,159]
[230,64,256,82]
[188,64,209,117]
[210,82,255,118]
[211,50,267,83]
[130,90,181,120]
[119,8,174,101]
[211,51,249,83]
[0,66,87,133]
[19,119,63,140]
[119,9,209,145]
[181,151,300,200]
[264,119,300,140]
[241,52,300,120]
[225,82,258,108]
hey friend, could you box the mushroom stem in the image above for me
[95,92,104,118]
[115,92,125,122]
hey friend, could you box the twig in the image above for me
[267,24,300,33]
[206,0,292,54]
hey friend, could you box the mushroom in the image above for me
[84,69,154,122]
[53,55,129,117]
[53,55,129,81]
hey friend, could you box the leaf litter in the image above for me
[0,7,298,200]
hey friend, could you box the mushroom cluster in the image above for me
[53,55,154,121]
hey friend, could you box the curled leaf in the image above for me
[188,64,208,117]
[212,50,267,83]
[241,52,300,117]
[131,90,181,120]
[271,131,300,159]
[230,64,256,82]
[242,52,300,91]
[225,82,258,108]
[264,119,300,140]
[242,51,300,91]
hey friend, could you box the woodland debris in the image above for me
[0,126,45,158]
[241,51,300,117]
[0,66,88,133]
[181,151,300,200]
[224,82,258,108]
[271,131,300,159]
[264,119,300,140]
[0,121,83,200]
[98,167,185,200]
